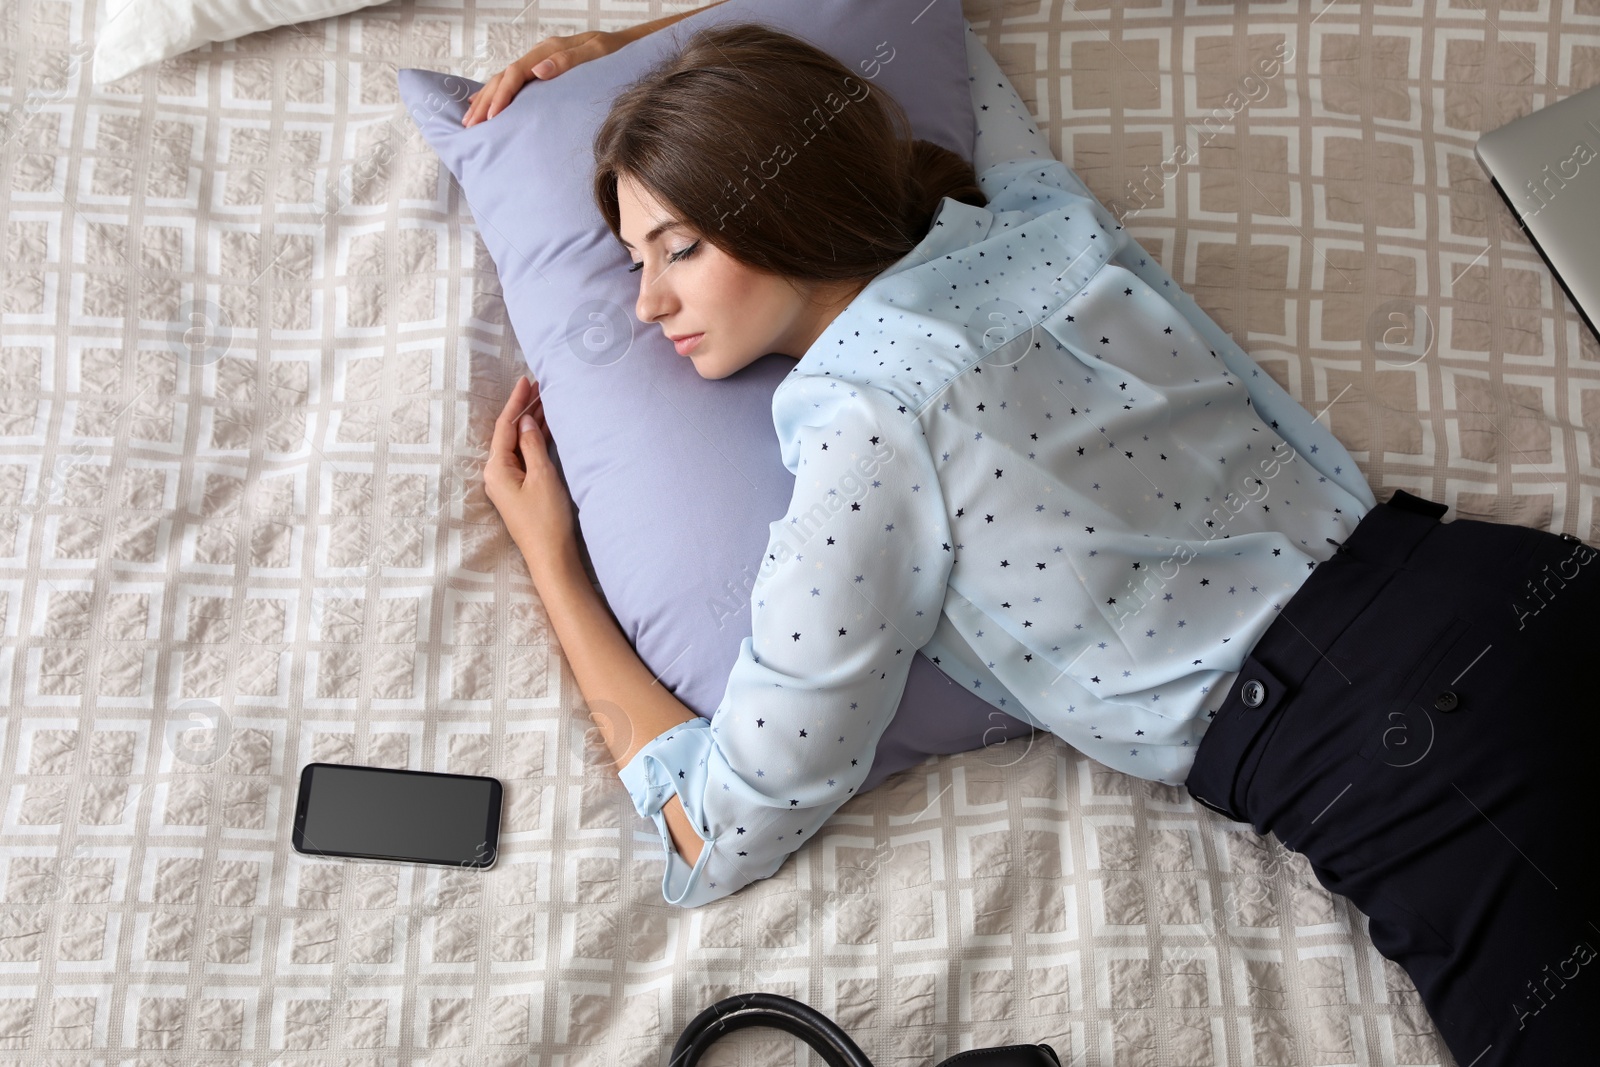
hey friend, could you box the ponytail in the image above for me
[902,137,988,240]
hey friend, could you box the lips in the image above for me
[671,333,704,356]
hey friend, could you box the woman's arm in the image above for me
[483,377,704,865]
[523,539,706,866]
[462,0,731,126]
[617,0,731,46]
[484,375,952,908]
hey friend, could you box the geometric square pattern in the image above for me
[8,0,1595,1062]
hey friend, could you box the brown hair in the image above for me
[592,21,987,292]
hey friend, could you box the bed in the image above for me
[4,0,1595,1064]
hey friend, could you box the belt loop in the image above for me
[1386,489,1449,521]
[1342,495,1446,569]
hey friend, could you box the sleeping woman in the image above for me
[473,15,1596,1067]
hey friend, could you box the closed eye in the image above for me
[627,240,700,273]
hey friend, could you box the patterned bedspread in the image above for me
[6,0,1596,1064]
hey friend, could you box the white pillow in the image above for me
[92,0,389,83]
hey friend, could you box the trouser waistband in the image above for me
[1186,490,1461,821]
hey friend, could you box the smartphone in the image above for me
[292,762,503,868]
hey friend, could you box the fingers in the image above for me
[460,61,529,127]
[517,387,546,438]
[525,387,549,445]
[462,36,602,125]
[525,395,546,437]
[461,71,500,126]
[540,35,609,78]
[484,63,530,121]
[528,37,593,80]
[491,376,532,459]
[497,377,549,457]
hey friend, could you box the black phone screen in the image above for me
[292,763,502,867]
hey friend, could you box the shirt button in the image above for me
[1240,679,1267,708]
[1433,690,1460,713]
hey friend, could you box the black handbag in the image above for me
[671,992,1060,1067]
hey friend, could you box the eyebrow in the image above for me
[618,219,687,250]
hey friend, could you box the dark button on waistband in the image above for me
[1433,690,1460,713]
[1240,679,1267,708]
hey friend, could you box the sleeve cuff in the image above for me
[616,717,728,907]
[654,814,718,906]
[616,716,712,819]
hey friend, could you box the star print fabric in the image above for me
[619,66,1378,908]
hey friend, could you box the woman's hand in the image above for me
[462,30,630,126]
[484,376,577,577]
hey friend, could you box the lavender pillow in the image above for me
[401,0,1032,789]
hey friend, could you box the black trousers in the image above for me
[1188,490,1599,1067]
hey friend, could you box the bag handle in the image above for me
[670,993,1061,1067]
[670,993,875,1067]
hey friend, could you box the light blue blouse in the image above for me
[618,33,1378,908]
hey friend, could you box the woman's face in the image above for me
[617,173,860,379]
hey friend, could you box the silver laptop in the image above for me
[1476,82,1600,342]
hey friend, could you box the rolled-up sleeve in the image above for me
[618,377,952,907]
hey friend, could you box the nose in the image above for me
[634,260,676,327]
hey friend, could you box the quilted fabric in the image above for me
[6,0,1600,1064]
